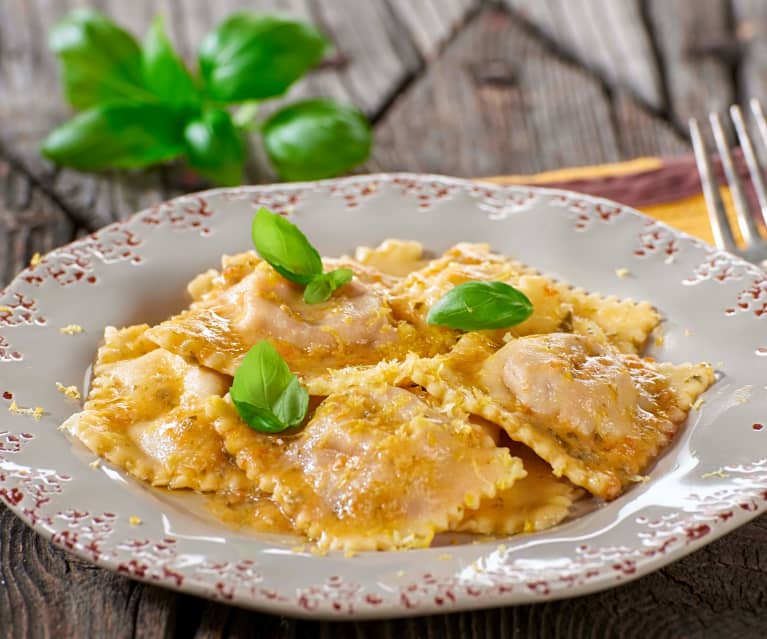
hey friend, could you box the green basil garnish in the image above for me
[426,281,533,331]
[230,340,309,433]
[262,98,373,181]
[142,15,199,110]
[251,207,353,303]
[198,13,328,103]
[48,9,150,110]
[303,269,354,304]
[41,102,186,170]
[184,109,245,186]
[43,10,372,184]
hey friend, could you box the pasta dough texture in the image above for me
[64,239,714,550]
[62,325,251,492]
[209,386,523,550]
[146,252,450,381]
[411,331,714,499]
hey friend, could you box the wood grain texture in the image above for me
[0,506,180,639]
[1,1,764,638]
[0,155,75,284]
[613,91,689,158]
[370,8,623,176]
[503,0,663,109]
[647,0,735,128]
[733,0,767,106]
[0,0,476,229]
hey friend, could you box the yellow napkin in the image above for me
[485,157,722,245]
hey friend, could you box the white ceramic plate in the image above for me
[1,174,766,619]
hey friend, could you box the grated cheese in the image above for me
[8,400,44,420]
[60,324,84,335]
[56,382,81,401]
[129,516,142,526]
[614,267,631,278]
[29,253,42,267]
[701,469,730,480]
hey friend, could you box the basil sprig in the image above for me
[252,207,353,303]
[230,340,309,433]
[42,10,372,184]
[426,281,533,331]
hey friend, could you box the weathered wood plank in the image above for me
[0,0,479,230]
[0,155,75,285]
[387,0,481,61]
[647,0,735,127]
[613,91,690,158]
[733,0,767,106]
[503,0,663,109]
[370,8,623,176]
[0,505,180,639]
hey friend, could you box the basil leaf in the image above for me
[262,99,372,181]
[198,13,328,102]
[143,15,199,109]
[426,281,533,331]
[230,401,287,434]
[49,10,150,109]
[231,340,309,433]
[251,207,322,285]
[303,269,353,304]
[184,109,245,186]
[272,376,310,425]
[41,102,185,170]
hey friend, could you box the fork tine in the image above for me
[689,117,738,251]
[709,112,760,247]
[748,98,767,227]
[730,104,767,238]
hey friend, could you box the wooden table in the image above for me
[2,1,766,637]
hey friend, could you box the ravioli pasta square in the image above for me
[392,243,660,353]
[63,234,715,551]
[146,253,450,381]
[412,331,714,499]
[63,324,252,492]
[208,386,524,550]
[455,443,582,536]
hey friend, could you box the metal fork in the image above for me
[689,98,767,269]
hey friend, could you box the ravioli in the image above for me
[354,239,429,277]
[412,332,714,499]
[208,386,525,550]
[393,243,659,353]
[147,254,448,381]
[455,443,581,535]
[63,324,250,492]
[205,491,294,534]
[62,234,715,550]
